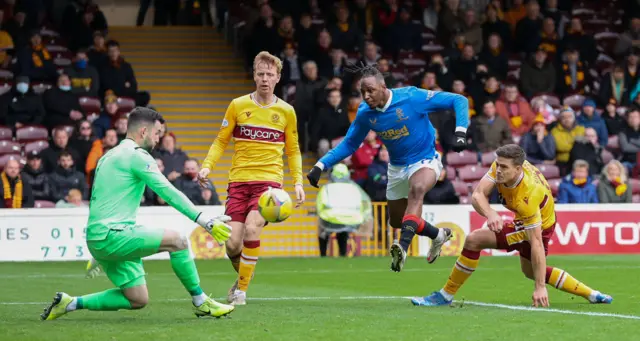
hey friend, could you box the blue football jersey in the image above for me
[319,86,469,168]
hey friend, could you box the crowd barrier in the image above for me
[0,203,638,261]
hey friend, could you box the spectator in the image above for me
[328,5,364,53]
[92,90,119,138]
[556,47,589,97]
[314,29,334,80]
[294,61,327,150]
[274,15,295,55]
[329,49,347,79]
[482,3,511,50]
[85,128,118,184]
[495,84,535,137]
[542,0,564,35]
[377,58,398,88]
[471,100,512,152]
[436,0,462,44]
[70,120,96,170]
[576,99,608,146]
[360,41,380,66]
[100,40,150,107]
[87,31,108,70]
[569,127,605,176]
[352,0,375,39]
[295,13,317,61]
[603,100,625,136]
[519,46,556,98]
[3,12,29,51]
[476,75,501,107]
[65,49,100,97]
[0,75,45,129]
[280,43,302,88]
[142,158,167,206]
[597,160,633,203]
[451,44,477,85]
[0,27,14,69]
[597,64,629,107]
[0,158,34,208]
[40,129,81,173]
[43,73,85,131]
[504,0,526,31]
[452,79,476,117]
[551,107,585,174]
[427,54,453,90]
[556,160,599,204]
[347,93,362,123]
[201,185,221,205]
[245,3,279,64]
[387,6,422,55]
[624,49,639,87]
[312,89,350,157]
[350,130,380,187]
[419,70,440,90]
[530,97,556,125]
[538,17,559,57]
[561,17,597,64]
[21,151,50,201]
[153,132,187,182]
[514,0,543,55]
[49,151,87,202]
[479,33,508,81]
[69,4,109,52]
[365,146,388,202]
[114,114,128,141]
[174,159,220,205]
[520,114,556,164]
[424,167,459,205]
[15,31,57,82]
[614,16,640,57]
[55,188,86,208]
[618,109,640,171]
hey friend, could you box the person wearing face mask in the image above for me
[556,159,598,204]
[0,75,45,129]
[173,158,219,205]
[65,49,100,97]
[43,73,85,131]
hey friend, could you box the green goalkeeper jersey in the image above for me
[86,138,200,241]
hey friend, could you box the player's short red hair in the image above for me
[253,51,283,74]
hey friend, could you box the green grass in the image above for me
[0,256,638,341]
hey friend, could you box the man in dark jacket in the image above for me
[520,115,556,164]
[43,73,85,131]
[15,31,57,82]
[328,4,364,53]
[520,46,556,98]
[294,61,328,151]
[0,76,45,128]
[311,89,350,155]
[65,49,101,97]
[21,151,50,201]
[577,99,608,147]
[40,129,82,173]
[365,147,389,202]
[152,133,188,182]
[0,158,34,208]
[619,109,640,170]
[424,167,459,205]
[569,127,605,176]
[48,151,87,202]
[99,40,150,107]
[470,100,513,152]
[173,159,220,205]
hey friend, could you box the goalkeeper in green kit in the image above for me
[41,107,235,320]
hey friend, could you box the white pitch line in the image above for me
[4,296,640,321]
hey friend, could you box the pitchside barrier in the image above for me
[0,203,638,261]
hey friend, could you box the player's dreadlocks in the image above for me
[345,61,385,83]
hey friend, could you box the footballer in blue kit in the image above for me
[307,65,469,272]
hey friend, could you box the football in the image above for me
[257,187,293,223]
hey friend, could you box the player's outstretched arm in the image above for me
[525,226,549,307]
[199,101,237,182]
[308,114,369,188]
[284,109,305,206]
[411,88,470,151]
[472,175,502,232]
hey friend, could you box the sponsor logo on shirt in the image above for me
[233,125,285,143]
[377,125,410,140]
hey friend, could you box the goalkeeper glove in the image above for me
[307,164,323,188]
[452,130,467,153]
[196,214,233,244]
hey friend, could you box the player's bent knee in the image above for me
[124,287,149,309]
[462,231,484,251]
[160,229,185,252]
[408,183,429,199]
[226,237,243,256]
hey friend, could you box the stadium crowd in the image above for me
[0,0,219,209]
[234,0,640,204]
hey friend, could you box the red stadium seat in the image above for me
[601,149,614,164]
[458,165,489,183]
[630,179,640,195]
[633,194,640,203]
[16,125,48,143]
[452,180,470,196]
[79,96,101,113]
[31,82,52,95]
[480,151,496,167]
[537,164,560,179]
[563,94,586,111]
[0,82,12,95]
[460,196,471,204]
[0,69,13,80]
[0,140,20,155]
[53,57,72,67]
[0,125,11,140]
[53,125,75,138]
[446,150,477,168]
[45,44,68,53]
[548,178,562,197]
[446,165,456,181]
[606,135,619,151]
[34,200,56,208]
[422,43,444,54]
[116,97,136,112]
[23,140,49,155]
[0,154,24,171]
[530,93,561,108]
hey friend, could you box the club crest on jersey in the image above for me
[396,108,408,122]
[369,118,377,125]
[244,111,251,117]
[523,197,529,205]
[426,90,438,101]
[221,118,229,128]
[271,114,280,123]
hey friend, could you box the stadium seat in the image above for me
[458,165,488,183]
[563,94,586,111]
[459,196,471,204]
[31,82,52,95]
[54,125,75,137]
[446,165,456,181]
[79,96,101,113]
[630,179,640,195]
[53,57,72,67]
[452,180,470,196]
[0,125,11,140]
[601,149,614,164]
[606,135,619,151]
[0,69,13,80]
[537,164,560,179]
[548,178,562,197]
[116,97,136,112]
[0,140,20,155]
[633,194,640,203]
[0,154,24,171]
[23,140,49,155]
[34,200,56,208]
[0,82,12,95]
[592,179,599,187]
[480,151,496,166]
[45,44,68,53]
[446,150,478,168]
[16,125,48,143]
[422,43,444,54]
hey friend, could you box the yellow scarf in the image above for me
[31,45,51,68]
[2,172,22,209]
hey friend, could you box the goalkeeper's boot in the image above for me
[589,292,613,304]
[40,292,73,321]
[229,289,247,306]
[85,258,102,279]
[411,291,452,307]
[426,228,453,264]
[193,296,234,318]
[389,241,407,272]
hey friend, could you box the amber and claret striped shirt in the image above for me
[202,93,303,185]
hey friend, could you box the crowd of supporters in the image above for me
[0,0,218,209]
[234,0,640,204]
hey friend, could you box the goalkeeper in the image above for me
[41,107,235,321]
[316,164,373,257]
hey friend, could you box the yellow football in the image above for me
[257,187,293,223]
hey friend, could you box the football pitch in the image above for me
[0,255,638,341]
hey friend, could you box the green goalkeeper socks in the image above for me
[170,249,204,297]
[79,288,132,311]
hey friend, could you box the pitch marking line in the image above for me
[3,296,639,320]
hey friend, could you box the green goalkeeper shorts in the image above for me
[87,225,164,289]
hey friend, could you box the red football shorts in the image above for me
[494,221,556,260]
[225,181,282,223]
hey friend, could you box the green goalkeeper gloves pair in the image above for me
[196,214,233,245]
